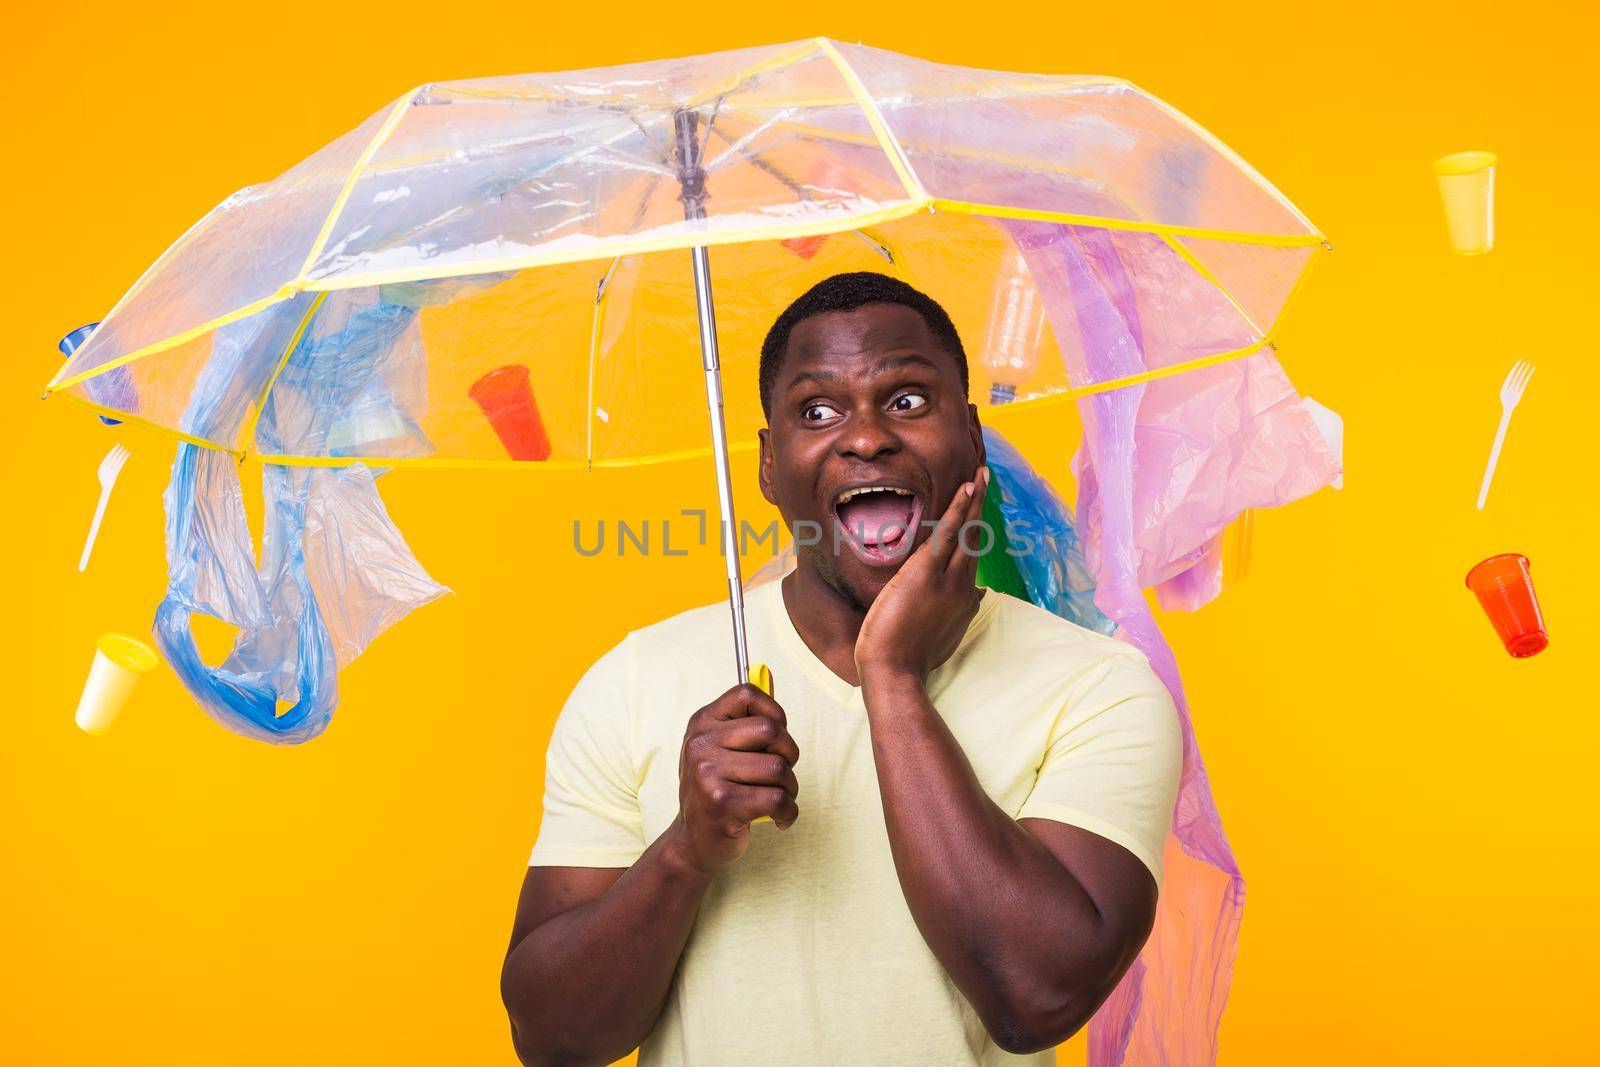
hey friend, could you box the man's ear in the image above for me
[968,402,987,472]
[757,427,776,506]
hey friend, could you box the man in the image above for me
[501,272,1183,1066]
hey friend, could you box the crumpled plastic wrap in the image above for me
[1003,218,1342,613]
[1003,218,1340,1066]
[152,303,449,745]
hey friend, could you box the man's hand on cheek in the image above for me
[854,466,989,687]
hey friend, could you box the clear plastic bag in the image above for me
[152,303,449,744]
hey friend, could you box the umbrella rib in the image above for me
[586,257,624,470]
[697,95,726,170]
[55,391,240,456]
[813,39,925,202]
[702,108,799,172]
[701,118,807,197]
[623,110,675,164]
[1157,234,1264,337]
[624,173,665,234]
[296,88,419,282]
[235,291,331,459]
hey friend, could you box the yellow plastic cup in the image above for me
[74,633,159,735]
[1433,151,1497,255]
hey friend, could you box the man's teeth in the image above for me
[835,486,913,504]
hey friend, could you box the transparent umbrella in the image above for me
[46,36,1326,684]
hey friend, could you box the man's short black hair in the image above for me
[759,271,968,419]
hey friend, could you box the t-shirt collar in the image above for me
[762,575,1000,709]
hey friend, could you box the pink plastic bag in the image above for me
[1001,218,1337,1065]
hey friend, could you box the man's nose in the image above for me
[837,406,901,462]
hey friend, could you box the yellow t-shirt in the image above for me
[528,580,1182,1065]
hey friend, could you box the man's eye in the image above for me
[891,392,928,411]
[802,402,841,421]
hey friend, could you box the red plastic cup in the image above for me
[469,365,551,461]
[1465,553,1549,658]
[780,234,828,259]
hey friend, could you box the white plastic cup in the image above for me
[74,633,159,735]
[1433,151,1497,255]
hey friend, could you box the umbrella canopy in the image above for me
[45,37,1325,469]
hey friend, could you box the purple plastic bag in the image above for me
[1002,218,1337,1065]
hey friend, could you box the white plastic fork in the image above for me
[79,443,131,572]
[1476,360,1535,511]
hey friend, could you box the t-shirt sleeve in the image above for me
[527,634,648,868]
[1015,647,1183,890]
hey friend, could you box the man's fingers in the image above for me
[948,465,990,575]
[722,784,799,829]
[702,682,787,729]
[720,750,799,800]
[927,477,977,567]
[713,716,800,767]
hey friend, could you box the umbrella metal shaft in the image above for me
[675,108,750,687]
[690,246,750,686]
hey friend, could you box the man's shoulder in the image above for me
[615,588,757,666]
[977,593,1176,742]
[565,593,739,717]
[981,589,1137,660]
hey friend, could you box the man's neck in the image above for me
[779,564,869,689]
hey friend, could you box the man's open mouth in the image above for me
[832,483,925,566]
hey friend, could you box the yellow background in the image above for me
[3,3,1595,1064]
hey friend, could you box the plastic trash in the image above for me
[980,427,1113,634]
[1001,216,1318,1066]
[79,443,130,573]
[1434,151,1497,255]
[151,302,451,744]
[75,632,158,734]
[1476,360,1535,511]
[999,219,1340,614]
[1302,397,1345,490]
[1466,553,1549,658]
[979,244,1047,404]
[470,365,552,461]
[58,323,133,426]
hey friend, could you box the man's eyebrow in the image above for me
[784,352,943,393]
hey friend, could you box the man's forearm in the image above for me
[860,668,1115,1052]
[502,824,712,1067]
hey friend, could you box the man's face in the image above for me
[758,302,985,611]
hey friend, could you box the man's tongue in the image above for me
[838,494,914,546]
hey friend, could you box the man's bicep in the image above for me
[1017,817,1158,947]
[507,864,628,951]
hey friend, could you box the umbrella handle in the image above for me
[750,662,773,697]
[749,661,776,825]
